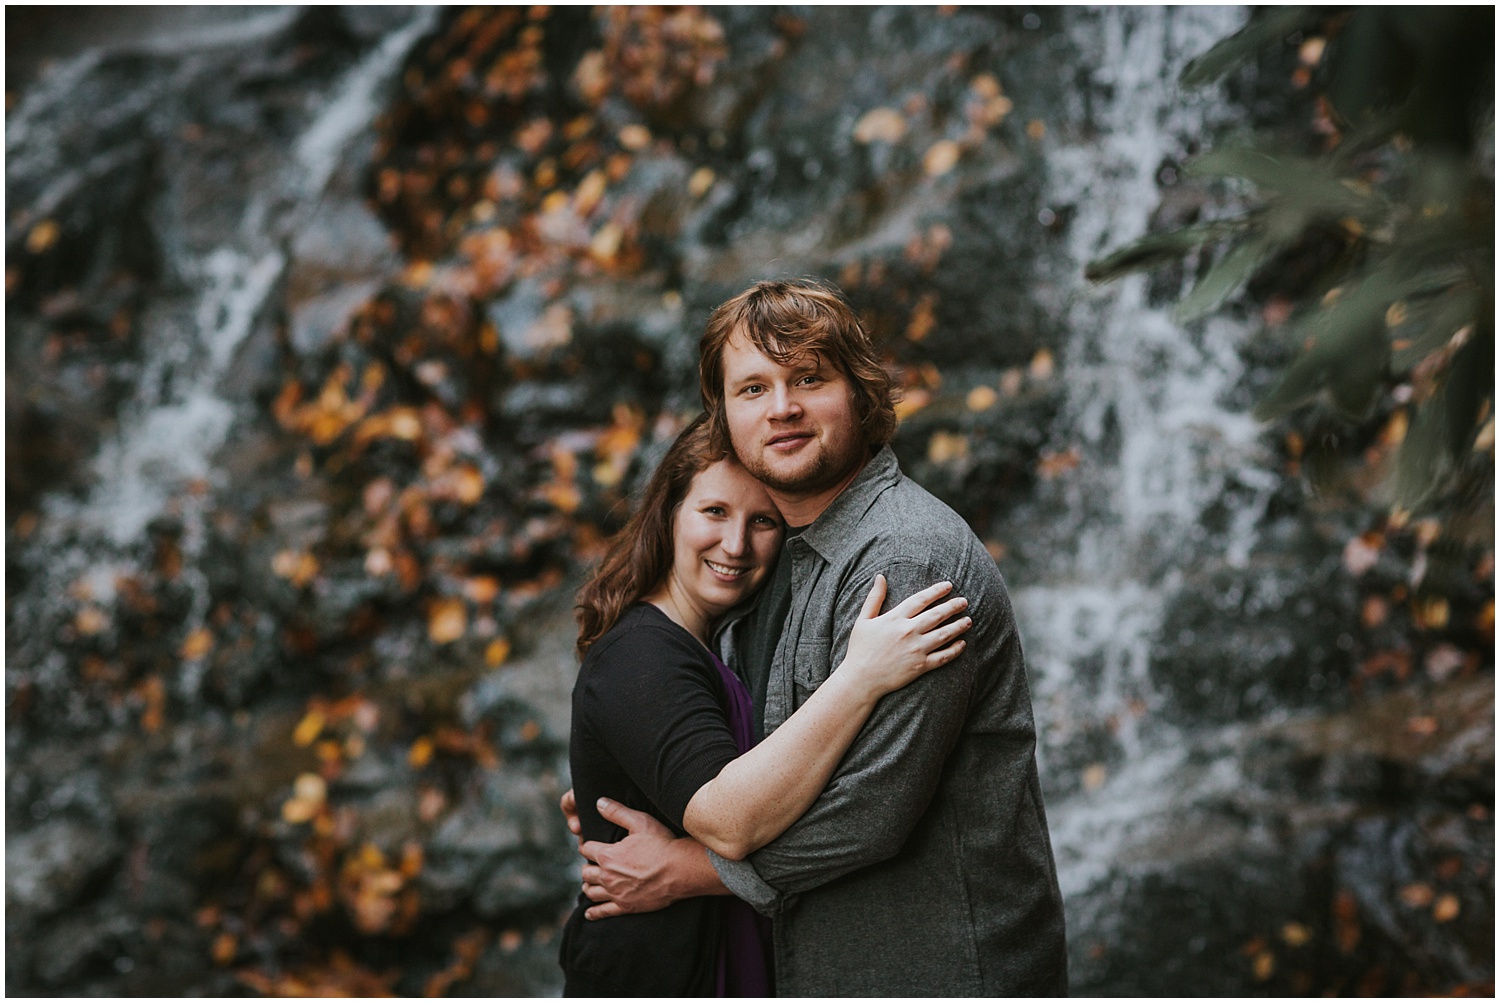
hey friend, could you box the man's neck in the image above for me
[769,449,871,527]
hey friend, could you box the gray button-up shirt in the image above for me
[712,446,1068,996]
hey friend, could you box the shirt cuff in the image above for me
[708,850,791,917]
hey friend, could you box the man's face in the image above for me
[720,331,866,497]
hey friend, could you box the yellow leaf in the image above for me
[853,107,906,144]
[1433,894,1460,922]
[688,166,716,199]
[589,222,623,262]
[894,388,932,420]
[923,140,961,177]
[294,773,326,804]
[1280,922,1310,947]
[574,169,607,216]
[617,124,651,150]
[966,386,998,411]
[1029,348,1055,380]
[293,709,326,747]
[927,431,968,465]
[1081,763,1107,792]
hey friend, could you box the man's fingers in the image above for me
[596,796,660,835]
[891,580,954,617]
[578,839,607,862]
[858,574,887,619]
[582,881,611,903]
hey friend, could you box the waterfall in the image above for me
[7,8,438,711]
[1013,6,1271,900]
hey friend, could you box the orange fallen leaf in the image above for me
[212,931,238,966]
[1399,882,1435,908]
[428,598,466,644]
[485,637,512,667]
[1281,922,1310,947]
[180,628,214,661]
[75,606,109,636]
[26,220,60,254]
[409,737,435,768]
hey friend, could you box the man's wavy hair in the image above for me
[698,279,899,455]
[574,414,729,658]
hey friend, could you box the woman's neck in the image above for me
[643,580,712,647]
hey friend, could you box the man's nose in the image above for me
[768,385,801,420]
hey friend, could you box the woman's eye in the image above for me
[704,505,725,516]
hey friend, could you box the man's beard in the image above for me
[737,431,862,496]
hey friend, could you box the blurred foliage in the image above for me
[1089,6,1494,528]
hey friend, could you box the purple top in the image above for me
[709,652,775,998]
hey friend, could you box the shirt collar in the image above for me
[797,445,901,562]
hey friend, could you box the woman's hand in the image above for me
[836,575,970,698]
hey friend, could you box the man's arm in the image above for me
[711,559,1001,914]
[562,792,729,918]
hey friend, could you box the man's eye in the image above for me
[797,375,821,386]
[742,384,764,395]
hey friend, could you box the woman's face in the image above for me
[668,459,784,619]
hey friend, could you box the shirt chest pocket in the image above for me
[790,634,833,705]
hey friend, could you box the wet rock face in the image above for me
[4,6,1492,997]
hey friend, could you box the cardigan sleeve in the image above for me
[577,621,742,828]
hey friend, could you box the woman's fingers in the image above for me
[913,595,970,631]
[858,574,888,620]
[889,579,954,618]
[920,616,973,651]
[926,638,967,668]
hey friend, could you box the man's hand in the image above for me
[578,797,728,920]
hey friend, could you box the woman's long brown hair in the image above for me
[575,414,728,658]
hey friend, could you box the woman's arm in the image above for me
[681,575,969,860]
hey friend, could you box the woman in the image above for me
[558,416,970,996]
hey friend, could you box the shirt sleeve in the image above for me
[710,559,998,914]
[579,623,742,829]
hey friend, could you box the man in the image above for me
[564,279,1068,995]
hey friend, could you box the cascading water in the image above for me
[7,7,437,715]
[1017,5,1267,894]
[7,7,1487,996]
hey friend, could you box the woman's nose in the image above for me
[720,522,749,557]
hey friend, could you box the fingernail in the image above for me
[597,797,611,809]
